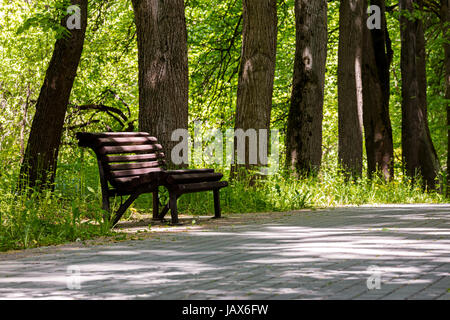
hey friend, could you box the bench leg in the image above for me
[111,192,141,227]
[157,203,170,220]
[152,190,159,220]
[102,194,111,221]
[213,189,221,219]
[157,193,180,220]
[169,193,179,224]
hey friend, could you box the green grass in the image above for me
[0,149,446,252]
[0,187,114,252]
[167,168,444,216]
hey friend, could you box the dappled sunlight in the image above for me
[0,205,449,299]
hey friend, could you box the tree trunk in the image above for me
[338,0,365,176]
[442,0,450,196]
[362,0,394,180]
[286,0,328,176]
[19,0,88,191]
[400,0,440,189]
[232,0,278,179]
[131,0,189,168]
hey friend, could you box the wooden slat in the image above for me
[110,167,164,179]
[174,181,229,193]
[104,153,165,163]
[77,132,152,147]
[98,144,163,155]
[165,172,223,185]
[78,132,150,139]
[94,137,158,147]
[111,176,139,187]
[107,185,157,197]
[165,169,215,175]
[112,171,161,187]
[108,161,163,171]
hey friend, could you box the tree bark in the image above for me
[362,0,394,180]
[400,0,440,189]
[131,0,189,168]
[286,0,328,176]
[19,0,88,191]
[232,0,278,179]
[442,0,450,196]
[338,0,365,176]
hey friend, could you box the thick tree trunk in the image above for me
[362,0,394,180]
[131,0,189,168]
[286,0,328,176]
[442,0,450,196]
[400,0,440,189]
[338,0,365,176]
[19,0,88,191]
[232,0,278,178]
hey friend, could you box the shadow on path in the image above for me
[0,205,449,300]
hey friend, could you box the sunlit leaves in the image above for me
[16,0,74,39]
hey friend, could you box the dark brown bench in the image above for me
[76,132,228,226]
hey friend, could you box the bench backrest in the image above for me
[76,132,166,190]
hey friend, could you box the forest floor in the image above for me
[0,204,449,300]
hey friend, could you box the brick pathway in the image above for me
[0,205,449,300]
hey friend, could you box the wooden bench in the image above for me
[76,132,228,226]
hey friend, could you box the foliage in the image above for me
[0,0,448,252]
[15,0,74,38]
[0,166,113,252]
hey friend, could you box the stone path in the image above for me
[0,205,449,300]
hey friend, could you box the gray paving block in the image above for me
[0,204,449,300]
